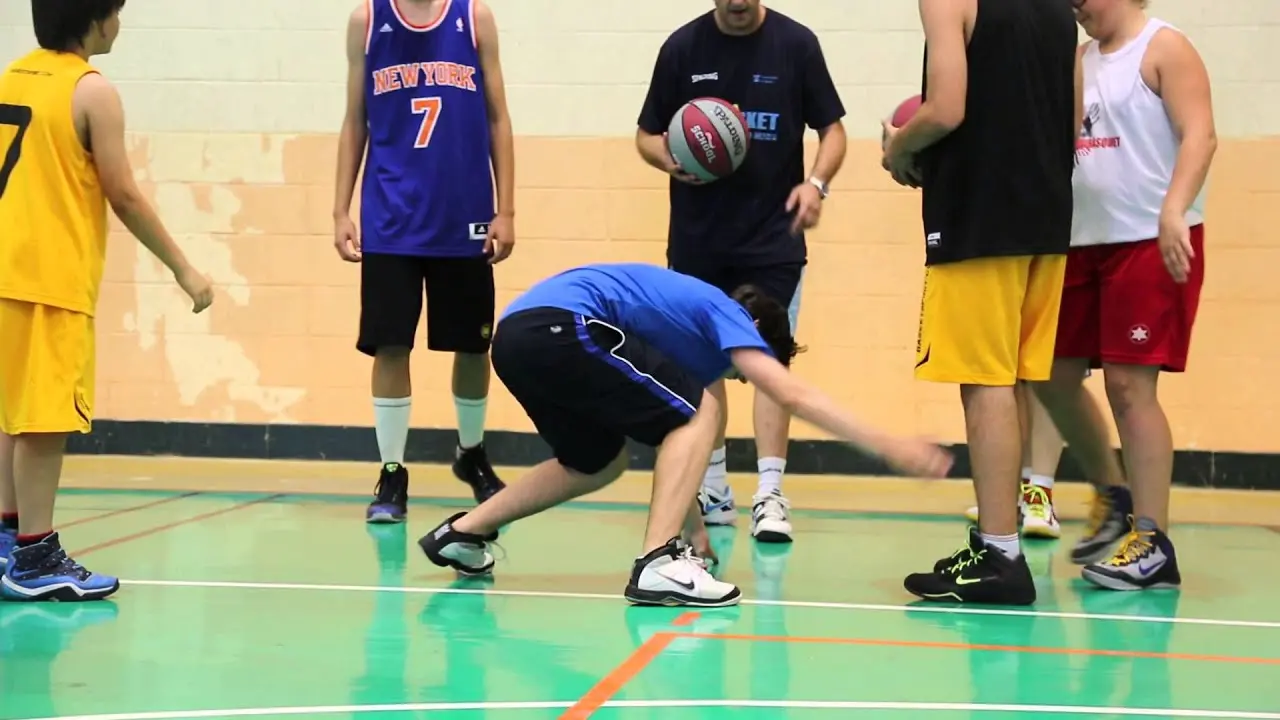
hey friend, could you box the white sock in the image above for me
[455,396,487,450]
[1028,474,1054,491]
[703,446,728,489]
[757,456,785,495]
[981,532,1021,559]
[373,397,411,465]
[1020,466,1033,482]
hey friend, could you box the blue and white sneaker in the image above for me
[0,527,15,569]
[699,483,736,526]
[366,462,409,524]
[1081,518,1181,591]
[1,533,120,602]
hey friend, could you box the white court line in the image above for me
[17,700,1280,720]
[120,578,1280,629]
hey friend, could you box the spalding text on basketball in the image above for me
[710,104,747,157]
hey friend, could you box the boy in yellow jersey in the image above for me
[0,0,214,602]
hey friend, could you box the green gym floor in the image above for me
[3,470,1280,720]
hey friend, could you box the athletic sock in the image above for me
[1,513,17,532]
[1020,466,1033,482]
[703,447,728,489]
[16,531,52,547]
[1028,474,1054,491]
[757,457,786,496]
[373,396,412,465]
[980,532,1021,560]
[454,396,487,451]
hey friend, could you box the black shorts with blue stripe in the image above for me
[491,307,704,475]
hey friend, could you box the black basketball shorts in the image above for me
[669,260,805,333]
[490,307,705,475]
[356,253,496,356]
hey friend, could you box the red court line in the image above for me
[61,492,202,530]
[681,632,1280,666]
[72,493,285,556]
[560,610,701,719]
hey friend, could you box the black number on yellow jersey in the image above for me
[0,103,33,199]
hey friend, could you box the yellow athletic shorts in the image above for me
[0,299,95,435]
[914,254,1067,386]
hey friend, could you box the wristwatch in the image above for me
[808,176,829,199]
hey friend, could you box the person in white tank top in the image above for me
[1033,0,1217,592]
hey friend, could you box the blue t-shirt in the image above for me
[503,263,773,385]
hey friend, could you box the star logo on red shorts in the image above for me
[1129,324,1151,344]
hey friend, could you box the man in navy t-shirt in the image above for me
[635,0,848,546]
[418,264,952,608]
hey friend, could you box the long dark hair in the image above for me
[730,284,805,367]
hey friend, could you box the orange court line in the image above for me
[560,610,701,719]
[681,632,1280,666]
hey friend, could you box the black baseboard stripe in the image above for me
[65,420,1280,491]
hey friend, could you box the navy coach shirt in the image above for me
[638,9,845,270]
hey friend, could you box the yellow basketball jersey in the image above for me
[0,49,108,316]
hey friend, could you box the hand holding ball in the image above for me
[883,94,924,188]
[666,98,751,184]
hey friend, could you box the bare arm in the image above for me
[1151,29,1216,217]
[636,129,675,173]
[474,0,514,218]
[333,4,369,221]
[889,0,969,157]
[730,348,952,477]
[77,74,192,277]
[810,121,847,187]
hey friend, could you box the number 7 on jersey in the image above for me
[0,103,33,198]
[411,97,442,149]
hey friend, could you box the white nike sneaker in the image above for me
[699,483,737,526]
[624,539,741,607]
[750,490,793,543]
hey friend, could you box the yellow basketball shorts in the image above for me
[914,254,1067,386]
[0,299,96,435]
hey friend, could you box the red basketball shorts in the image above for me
[1054,224,1204,372]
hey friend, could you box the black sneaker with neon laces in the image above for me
[1081,517,1181,591]
[906,527,1037,606]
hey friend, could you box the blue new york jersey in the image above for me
[361,0,495,257]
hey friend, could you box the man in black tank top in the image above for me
[881,0,1080,606]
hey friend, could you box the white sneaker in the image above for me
[1020,484,1061,539]
[699,483,737,526]
[624,539,741,607]
[750,490,793,543]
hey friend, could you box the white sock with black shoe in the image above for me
[751,457,792,542]
[373,397,411,466]
[624,538,741,607]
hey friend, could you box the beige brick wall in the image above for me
[2,0,1278,450]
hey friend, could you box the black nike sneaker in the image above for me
[366,463,409,524]
[453,444,506,503]
[419,512,499,576]
[905,527,1037,606]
